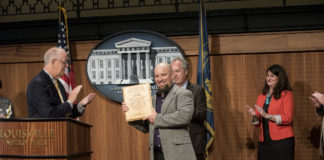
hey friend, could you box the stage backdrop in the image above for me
[1,30,324,160]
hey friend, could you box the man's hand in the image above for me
[121,102,129,112]
[309,96,321,108]
[144,108,157,124]
[80,93,96,106]
[68,85,82,103]
[309,91,324,108]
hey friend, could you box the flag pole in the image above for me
[197,0,215,159]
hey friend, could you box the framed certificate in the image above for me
[122,83,153,122]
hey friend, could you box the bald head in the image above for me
[154,62,173,94]
[43,47,68,79]
[44,47,66,66]
[155,62,172,73]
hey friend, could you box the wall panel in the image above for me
[1,30,324,160]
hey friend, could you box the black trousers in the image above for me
[258,137,295,160]
[195,153,204,160]
[154,147,165,160]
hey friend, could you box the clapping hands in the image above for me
[246,105,261,124]
[309,91,324,108]
[80,93,96,106]
[246,105,256,117]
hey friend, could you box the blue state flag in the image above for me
[197,0,215,159]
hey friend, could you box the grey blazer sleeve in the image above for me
[155,89,194,128]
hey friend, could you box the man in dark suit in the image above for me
[27,47,96,118]
[122,62,196,160]
[171,57,207,160]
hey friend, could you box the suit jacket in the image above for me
[254,90,294,142]
[129,85,196,160]
[186,82,206,155]
[27,70,82,118]
[316,104,324,155]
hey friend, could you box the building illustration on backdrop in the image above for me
[87,38,183,85]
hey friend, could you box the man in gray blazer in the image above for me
[122,62,196,160]
[171,57,207,160]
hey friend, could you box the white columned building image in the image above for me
[87,38,183,85]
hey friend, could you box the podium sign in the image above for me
[0,118,92,160]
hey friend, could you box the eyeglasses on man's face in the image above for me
[56,59,68,66]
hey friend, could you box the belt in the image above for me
[154,146,163,152]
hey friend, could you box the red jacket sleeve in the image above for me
[278,91,294,125]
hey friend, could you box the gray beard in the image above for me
[158,84,170,95]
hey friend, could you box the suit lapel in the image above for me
[161,85,177,114]
[39,70,63,103]
[186,81,193,91]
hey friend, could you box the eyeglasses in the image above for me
[56,59,68,65]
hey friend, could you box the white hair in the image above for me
[44,47,65,65]
[171,57,189,71]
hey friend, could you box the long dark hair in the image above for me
[262,64,292,99]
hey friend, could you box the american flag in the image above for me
[57,5,76,96]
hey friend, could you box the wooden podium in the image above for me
[0,118,92,160]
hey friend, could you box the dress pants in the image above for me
[154,147,164,160]
[195,153,204,160]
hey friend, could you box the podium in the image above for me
[0,118,92,160]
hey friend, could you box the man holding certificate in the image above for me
[122,62,196,160]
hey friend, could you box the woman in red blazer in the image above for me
[247,64,294,160]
